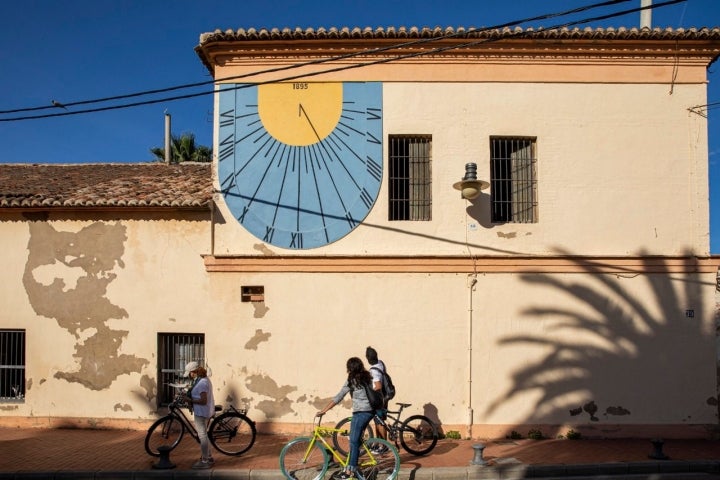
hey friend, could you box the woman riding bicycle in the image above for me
[317,357,375,480]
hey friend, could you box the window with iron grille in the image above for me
[157,333,205,407]
[388,135,432,221]
[490,137,538,223]
[0,329,25,402]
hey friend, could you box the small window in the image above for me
[0,329,25,402]
[388,135,432,221]
[157,333,205,407]
[490,137,537,223]
[242,286,265,302]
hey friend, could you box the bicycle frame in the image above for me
[163,390,226,445]
[165,399,202,442]
[309,415,380,468]
[373,403,407,439]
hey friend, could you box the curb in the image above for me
[2,461,720,480]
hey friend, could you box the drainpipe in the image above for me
[468,274,478,438]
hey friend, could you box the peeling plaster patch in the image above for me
[253,244,277,256]
[39,378,46,385]
[311,396,334,409]
[27,379,33,391]
[707,397,718,406]
[297,395,307,403]
[54,327,149,390]
[496,231,517,239]
[0,405,19,411]
[605,406,631,416]
[23,222,150,390]
[168,318,177,323]
[245,374,297,399]
[253,302,270,318]
[114,403,133,412]
[245,374,298,418]
[257,398,293,418]
[245,330,271,350]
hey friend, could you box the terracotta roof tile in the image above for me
[198,26,720,44]
[0,163,212,209]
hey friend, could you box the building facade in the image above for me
[1,26,720,439]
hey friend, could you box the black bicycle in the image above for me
[332,402,438,456]
[145,388,256,457]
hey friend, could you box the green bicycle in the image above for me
[279,413,400,480]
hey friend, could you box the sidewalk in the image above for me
[1,427,720,479]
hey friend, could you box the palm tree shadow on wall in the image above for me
[485,249,718,438]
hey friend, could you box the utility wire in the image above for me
[0,0,630,116]
[0,0,687,122]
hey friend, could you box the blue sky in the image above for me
[1,0,718,248]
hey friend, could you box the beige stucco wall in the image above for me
[0,212,212,424]
[1,210,717,438]
[212,81,709,257]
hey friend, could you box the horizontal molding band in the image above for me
[204,255,720,274]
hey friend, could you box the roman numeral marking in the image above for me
[263,226,275,243]
[219,108,235,127]
[218,133,235,162]
[367,107,381,121]
[238,206,249,223]
[290,232,303,249]
[345,213,358,229]
[360,188,373,209]
[366,132,381,145]
[366,156,381,182]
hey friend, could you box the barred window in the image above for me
[0,329,25,402]
[157,333,205,407]
[388,135,432,221]
[490,137,537,223]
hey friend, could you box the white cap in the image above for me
[183,361,199,377]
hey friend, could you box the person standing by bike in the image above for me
[366,346,389,454]
[317,357,375,480]
[183,361,215,469]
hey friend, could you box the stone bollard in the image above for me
[648,438,669,460]
[471,443,488,466]
[152,445,176,469]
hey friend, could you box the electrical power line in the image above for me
[0,0,688,122]
[0,0,632,116]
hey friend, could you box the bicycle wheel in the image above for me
[145,415,185,456]
[358,438,400,480]
[209,411,257,456]
[399,415,438,456]
[279,436,328,480]
[331,416,375,457]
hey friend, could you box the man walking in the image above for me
[366,346,389,454]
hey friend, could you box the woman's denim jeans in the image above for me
[193,414,211,459]
[348,411,374,470]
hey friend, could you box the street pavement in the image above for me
[1,427,720,479]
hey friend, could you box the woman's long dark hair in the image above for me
[346,356,371,388]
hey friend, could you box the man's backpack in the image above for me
[371,366,396,401]
[362,380,384,410]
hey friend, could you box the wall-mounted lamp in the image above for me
[452,163,489,200]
